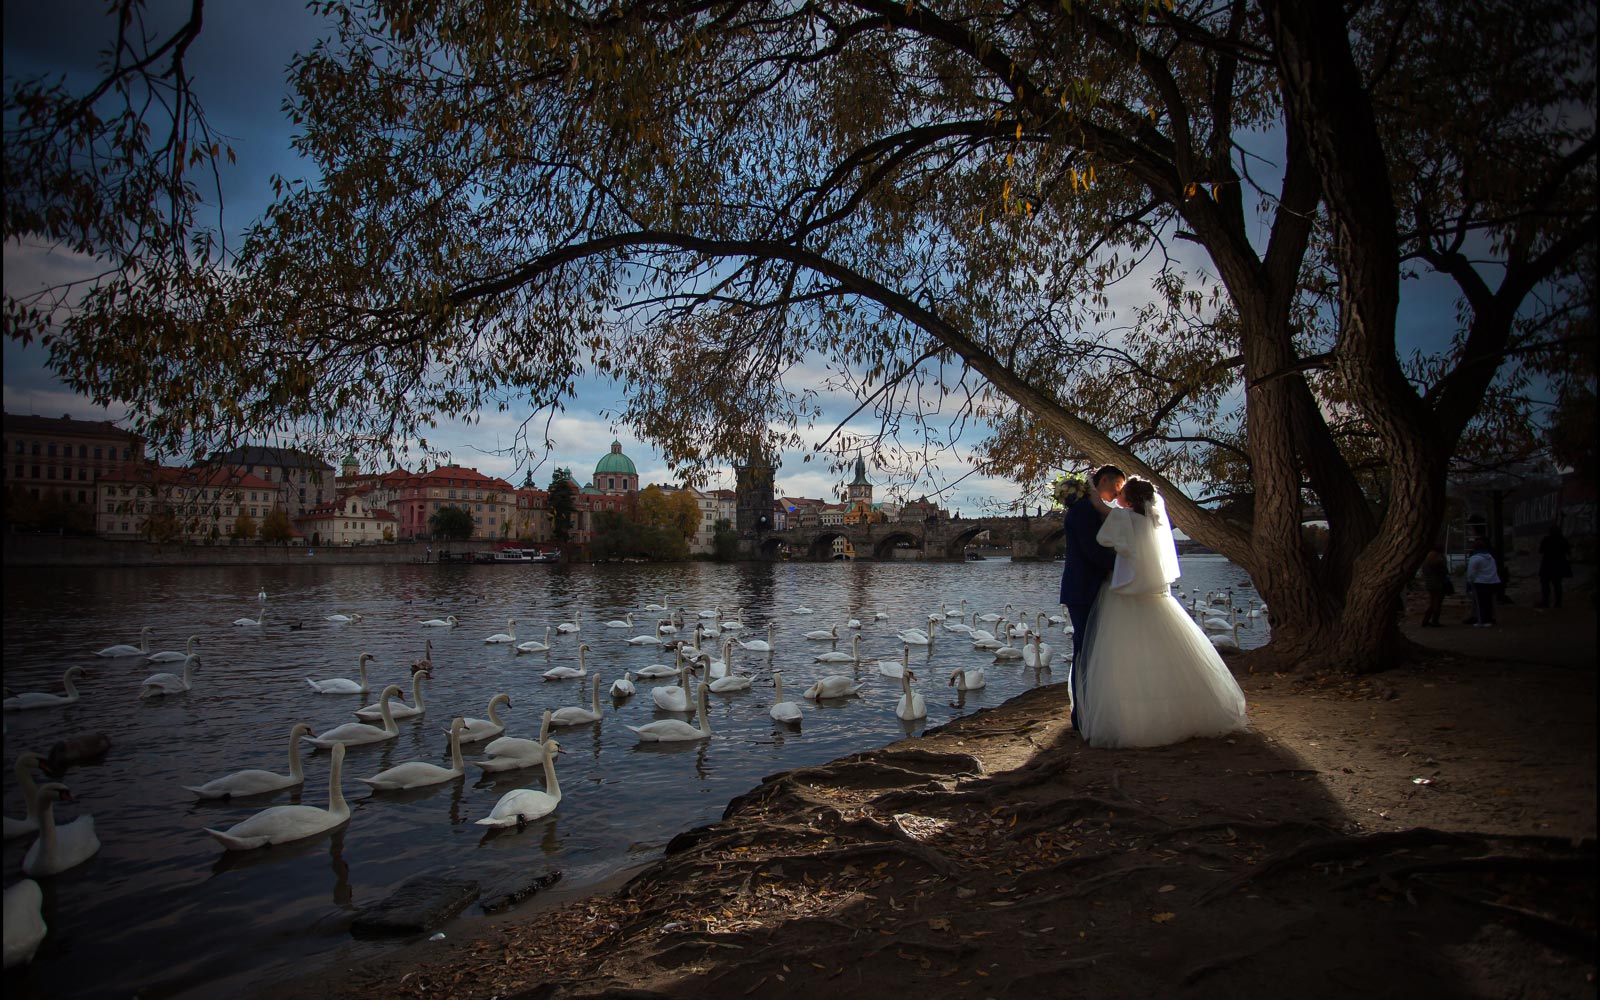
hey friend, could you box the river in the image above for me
[1,555,1264,998]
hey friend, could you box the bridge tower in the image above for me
[734,451,777,542]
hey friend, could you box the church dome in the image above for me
[595,440,638,477]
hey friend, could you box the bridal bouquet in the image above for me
[1052,474,1088,508]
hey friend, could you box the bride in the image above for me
[1074,478,1247,748]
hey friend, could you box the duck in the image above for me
[22,783,100,876]
[802,624,839,641]
[182,723,314,799]
[877,646,910,678]
[814,634,862,663]
[1021,631,1054,669]
[652,660,696,712]
[736,624,776,653]
[550,674,604,726]
[542,643,590,681]
[305,652,378,695]
[3,753,45,838]
[475,740,564,828]
[5,667,87,711]
[457,692,513,742]
[305,685,403,748]
[359,717,467,790]
[1209,622,1241,651]
[94,626,152,658]
[803,674,867,699]
[419,614,459,627]
[138,655,199,698]
[949,667,987,692]
[895,670,927,721]
[605,612,634,628]
[146,635,200,663]
[555,612,581,633]
[484,618,518,643]
[355,668,429,721]
[3,878,45,969]
[325,613,363,623]
[516,627,554,654]
[769,672,803,724]
[628,681,712,742]
[205,743,350,850]
[610,671,636,698]
[411,639,434,672]
[474,711,553,772]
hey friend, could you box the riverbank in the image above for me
[1,534,494,567]
[279,615,1597,1000]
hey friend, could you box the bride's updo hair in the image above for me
[1122,477,1157,516]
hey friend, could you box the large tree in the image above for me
[428,504,475,540]
[5,1,1593,671]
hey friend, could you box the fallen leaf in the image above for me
[1157,885,1176,893]
[1151,912,1176,923]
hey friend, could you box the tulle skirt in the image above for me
[1075,588,1248,748]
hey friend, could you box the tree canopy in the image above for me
[4,0,1593,669]
[428,504,475,540]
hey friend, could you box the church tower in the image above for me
[848,452,873,505]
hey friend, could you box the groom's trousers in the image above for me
[1067,601,1094,733]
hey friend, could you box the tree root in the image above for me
[1011,863,1170,908]
[1408,877,1598,958]
[1177,924,1303,986]
[1196,827,1472,904]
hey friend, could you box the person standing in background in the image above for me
[1537,524,1572,609]
[1464,538,1500,627]
[1419,544,1451,627]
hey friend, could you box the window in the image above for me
[31,443,40,456]
[47,443,57,457]
[122,448,130,459]
[46,467,55,480]
[78,468,88,481]
[78,445,87,458]
[12,464,19,478]
[78,491,87,503]
[12,441,21,454]
[94,446,102,459]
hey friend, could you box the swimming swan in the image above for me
[359,717,466,790]
[325,613,363,623]
[475,740,563,828]
[138,656,199,698]
[896,670,928,721]
[803,675,867,699]
[182,723,314,799]
[949,667,987,692]
[306,685,403,748]
[146,635,200,663]
[769,673,803,724]
[542,643,590,681]
[609,672,635,698]
[550,674,603,726]
[305,653,378,694]
[3,878,45,969]
[652,661,695,712]
[516,627,554,654]
[484,618,518,643]
[814,634,861,664]
[94,626,152,658]
[205,742,350,850]
[474,711,553,772]
[457,692,513,742]
[605,612,634,628]
[803,624,839,641]
[628,681,712,743]
[556,612,581,633]
[419,615,459,628]
[5,667,87,711]
[355,668,429,721]
[22,783,100,876]
[1021,632,1054,668]
[2,753,45,838]
[736,624,776,653]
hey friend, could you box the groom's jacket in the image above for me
[1059,496,1116,606]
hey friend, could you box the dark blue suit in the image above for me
[1059,497,1115,732]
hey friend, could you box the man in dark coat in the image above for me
[1060,465,1125,734]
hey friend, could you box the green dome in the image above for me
[595,440,638,477]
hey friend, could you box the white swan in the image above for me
[605,612,634,628]
[5,667,87,711]
[3,753,44,838]
[475,740,564,828]
[146,635,200,663]
[643,597,668,612]
[943,619,974,635]
[1210,622,1241,651]
[896,617,936,645]
[623,631,662,646]
[737,624,776,653]
[306,685,403,748]
[610,671,636,698]
[356,668,429,721]
[720,612,744,632]
[1021,631,1055,668]
[139,655,199,698]
[359,717,466,790]
[769,672,803,724]
[182,723,314,799]
[814,634,862,664]
[475,711,553,772]
[551,673,604,726]
[896,670,928,721]
[3,878,45,969]
[232,610,266,627]
[325,613,363,623]
[705,639,735,679]
[944,598,969,618]
[652,661,695,712]
[874,611,890,620]
[516,627,554,654]
[877,646,910,678]
[949,667,987,692]
[305,652,378,694]
[628,681,712,742]
[457,692,513,742]
[542,643,590,681]
[95,626,152,658]
[22,783,100,876]
[419,614,459,627]
[696,606,719,619]
[845,618,863,629]
[556,612,581,633]
[803,674,867,699]
[484,618,517,643]
[803,624,839,641]
[708,667,753,693]
[792,606,814,614]
[992,631,1024,661]
[205,743,350,850]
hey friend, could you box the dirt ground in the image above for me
[285,585,1597,1000]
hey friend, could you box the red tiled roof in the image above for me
[100,461,275,491]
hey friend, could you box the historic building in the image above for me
[4,411,144,509]
[842,453,885,524]
[208,445,336,517]
[96,462,278,541]
[592,440,640,495]
[378,465,516,540]
[293,493,397,546]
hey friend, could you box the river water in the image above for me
[1,555,1264,998]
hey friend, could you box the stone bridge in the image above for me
[749,516,1067,562]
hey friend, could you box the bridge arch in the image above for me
[943,522,993,559]
[871,529,924,560]
[1034,524,1066,558]
[808,529,851,560]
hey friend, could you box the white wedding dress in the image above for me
[1074,501,1248,748]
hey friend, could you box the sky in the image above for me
[2,1,1493,517]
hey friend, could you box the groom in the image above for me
[1060,464,1125,734]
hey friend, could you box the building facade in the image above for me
[209,446,336,518]
[293,494,398,545]
[96,462,278,541]
[4,412,144,509]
